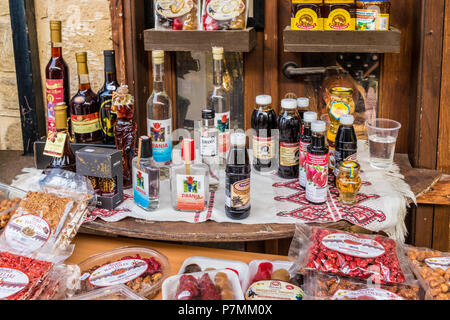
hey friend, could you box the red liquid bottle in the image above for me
[278,99,301,179]
[299,111,318,188]
[45,20,70,137]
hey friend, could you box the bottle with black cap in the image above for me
[98,50,119,144]
[132,136,160,211]
[199,109,219,186]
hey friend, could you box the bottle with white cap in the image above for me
[299,111,318,188]
[278,98,301,179]
[297,97,310,132]
[334,114,357,177]
[306,120,329,204]
[225,132,251,220]
[251,95,278,172]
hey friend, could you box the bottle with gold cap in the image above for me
[46,102,76,172]
[146,50,173,166]
[208,46,231,162]
[45,20,70,137]
[70,52,102,144]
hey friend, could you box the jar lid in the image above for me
[340,114,354,125]
[311,120,326,132]
[330,87,353,95]
[202,109,215,120]
[256,95,272,105]
[181,139,195,162]
[338,161,360,177]
[297,97,310,108]
[303,111,317,123]
[230,133,246,146]
[281,99,297,109]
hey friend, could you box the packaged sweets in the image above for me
[291,0,324,30]
[202,0,249,30]
[154,0,200,30]
[0,183,25,228]
[68,284,147,300]
[323,0,356,31]
[34,264,81,300]
[406,246,450,300]
[289,225,412,285]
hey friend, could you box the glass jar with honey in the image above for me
[291,0,324,30]
[323,0,356,31]
[336,160,362,205]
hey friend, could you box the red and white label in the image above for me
[0,267,30,299]
[332,288,404,300]
[88,259,149,287]
[425,257,450,272]
[322,233,386,258]
[298,140,311,187]
[46,79,64,134]
[305,153,328,203]
[4,215,51,252]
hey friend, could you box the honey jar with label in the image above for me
[323,0,356,31]
[336,160,361,205]
[291,0,323,30]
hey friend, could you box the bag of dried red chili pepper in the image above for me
[288,224,414,285]
[201,0,249,30]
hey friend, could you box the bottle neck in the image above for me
[213,58,224,87]
[153,62,165,93]
[78,74,91,90]
[202,118,215,128]
[104,71,117,85]
[51,44,62,58]
[311,131,326,148]
[255,104,273,112]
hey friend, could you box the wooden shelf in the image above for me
[143,27,257,52]
[283,26,401,53]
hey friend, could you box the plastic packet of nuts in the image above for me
[202,0,249,30]
[154,0,201,30]
[405,245,450,300]
[0,169,94,263]
[288,224,415,285]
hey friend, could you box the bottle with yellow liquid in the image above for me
[326,87,355,173]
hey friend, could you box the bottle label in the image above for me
[200,135,218,157]
[356,9,378,30]
[43,132,67,158]
[226,177,250,209]
[252,136,275,160]
[215,112,230,154]
[176,174,205,211]
[4,214,51,252]
[329,101,350,121]
[321,233,385,258]
[46,79,65,135]
[133,167,150,208]
[305,152,328,203]
[100,98,115,138]
[148,118,172,163]
[155,0,194,18]
[332,288,404,301]
[280,142,299,167]
[291,8,322,30]
[207,0,245,21]
[88,259,149,287]
[71,113,101,134]
[299,140,311,187]
[0,268,29,299]
[329,145,336,170]
[325,8,355,30]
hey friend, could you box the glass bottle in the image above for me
[199,109,219,186]
[46,102,76,172]
[98,50,119,145]
[306,120,329,204]
[112,85,137,189]
[334,114,358,177]
[251,95,278,172]
[278,99,301,179]
[336,161,362,205]
[299,111,318,188]
[147,50,173,166]
[70,52,102,144]
[225,133,251,220]
[207,46,231,161]
[170,138,209,212]
[132,136,160,211]
[45,20,70,137]
[297,97,310,134]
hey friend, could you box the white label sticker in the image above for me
[0,267,30,299]
[4,215,51,252]
[176,174,206,211]
[246,280,304,300]
[425,257,450,272]
[321,233,386,258]
[88,259,148,287]
[200,135,218,157]
[332,288,404,300]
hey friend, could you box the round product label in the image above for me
[322,233,386,258]
[4,215,51,252]
[88,259,149,287]
[245,280,304,300]
[326,8,354,30]
[207,0,245,21]
[332,288,404,300]
[155,0,194,18]
[293,8,320,30]
[329,101,350,120]
[424,257,450,272]
[0,267,30,299]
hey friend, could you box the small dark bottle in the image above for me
[299,111,318,188]
[98,50,119,145]
[334,114,357,177]
[297,97,310,134]
[278,99,301,179]
[225,133,251,220]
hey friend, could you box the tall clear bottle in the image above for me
[207,46,230,162]
[199,109,220,186]
[146,50,173,166]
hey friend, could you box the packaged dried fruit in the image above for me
[0,183,26,229]
[406,245,450,300]
[67,284,147,300]
[201,0,249,30]
[289,224,413,285]
[77,246,170,299]
[154,0,200,30]
[304,272,422,300]
[33,264,81,300]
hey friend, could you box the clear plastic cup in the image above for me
[365,118,401,169]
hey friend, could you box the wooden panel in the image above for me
[414,205,434,248]
[416,175,450,205]
[143,28,257,52]
[109,0,126,84]
[283,27,401,53]
[432,206,449,251]
[264,0,279,112]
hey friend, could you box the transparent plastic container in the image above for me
[0,183,26,228]
[68,284,147,300]
[77,246,170,299]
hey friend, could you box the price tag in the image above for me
[43,132,67,158]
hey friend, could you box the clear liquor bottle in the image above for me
[199,109,219,186]
[146,50,173,166]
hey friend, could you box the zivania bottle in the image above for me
[278,99,301,179]
[199,109,220,186]
[299,111,318,188]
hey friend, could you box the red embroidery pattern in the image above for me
[272,178,386,227]
[84,194,133,223]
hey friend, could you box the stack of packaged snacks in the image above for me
[154,0,200,30]
[202,0,249,30]
[406,246,450,300]
[0,183,25,228]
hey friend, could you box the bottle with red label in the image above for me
[306,120,329,204]
[278,99,301,179]
[299,111,317,188]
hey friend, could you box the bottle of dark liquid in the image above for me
[299,111,317,188]
[334,114,357,177]
[46,103,76,172]
[45,20,70,137]
[70,52,103,144]
[225,133,251,220]
[251,95,278,172]
[278,99,301,179]
[306,121,329,204]
[98,50,119,145]
[297,97,310,134]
